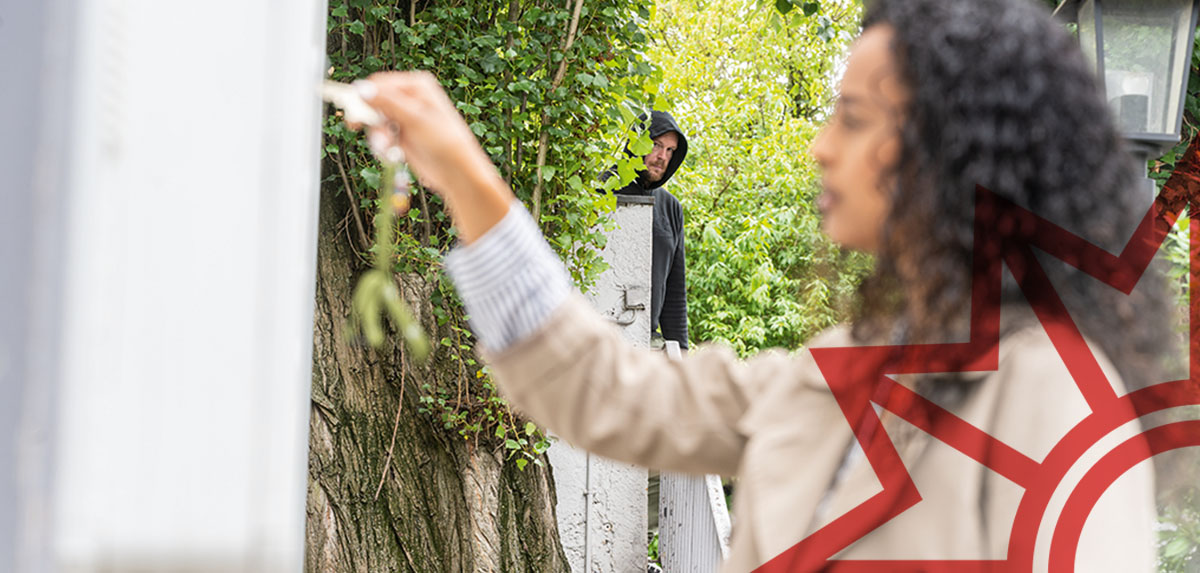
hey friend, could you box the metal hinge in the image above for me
[609,285,647,326]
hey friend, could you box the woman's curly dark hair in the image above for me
[854,0,1173,391]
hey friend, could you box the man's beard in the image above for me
[646,167,664,184]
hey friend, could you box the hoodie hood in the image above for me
[614,110,689,195]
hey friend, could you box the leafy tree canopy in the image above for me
[648,0,871,355]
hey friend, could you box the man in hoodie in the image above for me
[614,111,689,350]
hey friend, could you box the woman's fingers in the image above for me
[346,70,513,243]
[362,72,447,128]
[356,71,498,199]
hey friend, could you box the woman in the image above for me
[351,0,1169,569]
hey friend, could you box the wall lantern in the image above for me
[1055,0,1200,159]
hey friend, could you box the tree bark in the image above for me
[305,186,569,573]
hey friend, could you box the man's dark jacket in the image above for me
[614,111,689,349]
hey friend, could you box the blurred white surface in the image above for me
[40,0,327,570]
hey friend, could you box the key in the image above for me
[321,79,412,216]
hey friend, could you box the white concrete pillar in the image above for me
[548,194,654,573]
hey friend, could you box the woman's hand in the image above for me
[357,71,514,243]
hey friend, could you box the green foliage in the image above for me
[1159,469,1200,572]
[649,0,870,356]
[647,530,660,565]
[323,0,659,467]
[1163,213,1189,316]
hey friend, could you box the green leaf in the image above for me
[1164,536,1192,558]
[331,4,348,18]
[348,20,365,36]
[802,1,820,16]
[516,458,529,471]
[360,167,381,190]
[504,439,521,450]
[617,161,638,184]
[456,102,482,115]
[774,0,794,15]
[524,422,537,435]
[541,166,558,182]
[629,132,654,156]
[617,102,637,125]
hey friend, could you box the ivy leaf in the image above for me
[348,20,365,36]
[360,167,381,190]
[504,439,521,450]
[479,52,504,74]
[331,4,348,18]
[774,0,794,15]
[524,422,537,435]
[541,166,558,182]
[516,458,529,471]
[802,1,820,16]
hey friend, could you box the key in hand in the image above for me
[321,80,412,216]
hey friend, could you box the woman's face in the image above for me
[811,25,909,254]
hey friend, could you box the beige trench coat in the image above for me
[484,295,1155,572]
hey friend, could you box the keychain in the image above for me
[322,80,429,361]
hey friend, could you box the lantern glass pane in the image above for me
[1099,0,1194,136]
[1078,0,1101,72]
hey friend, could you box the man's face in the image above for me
[643,131,679,184]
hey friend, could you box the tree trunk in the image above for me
[305,187,569,572]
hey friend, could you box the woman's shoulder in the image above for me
[803,323,856,350]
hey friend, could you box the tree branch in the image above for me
[696,164,741,238]
[501,0,522,184]
[531,0,586,223]
[416,185,432,246]
[374,351,407,501]
[334,150,372,252]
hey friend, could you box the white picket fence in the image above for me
[657,340,733,572]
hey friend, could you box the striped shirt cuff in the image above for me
[444,200,572,352]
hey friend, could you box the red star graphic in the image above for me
[755,133,1200,572]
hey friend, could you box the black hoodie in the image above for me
[613,111,690,349]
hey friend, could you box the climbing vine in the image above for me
[322,0,661,468]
